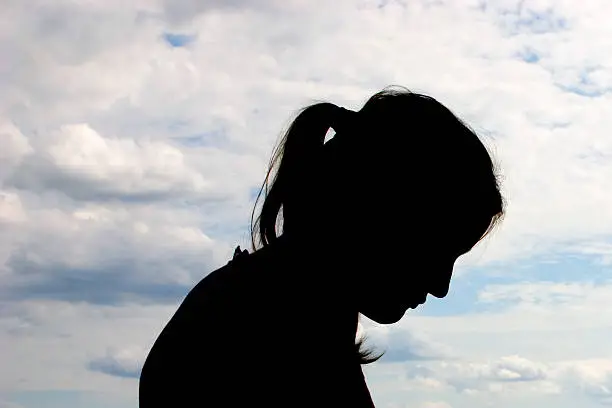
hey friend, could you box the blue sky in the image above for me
[3,0,612,407]
[162,32,196,48]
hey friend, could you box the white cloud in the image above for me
[364,324,454,362]
[420,402,452,408]
[478,281,592,306]
[88,346,146,379]
[402,355,552,395]
[8,123,211,201]
[0,120,33,182]
[361,278,612,405]
[0,300,174,393]
[3,0,612,407]
[462,355,548,383]
[567,242,612,266]
[0,200,231,306]
[0,191,27,225]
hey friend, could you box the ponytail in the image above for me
[250,102,343,251]
[249,101,383,365]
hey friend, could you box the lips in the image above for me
[394,290,429,310]
[410,293,428,308]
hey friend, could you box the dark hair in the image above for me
[250,86,506,364]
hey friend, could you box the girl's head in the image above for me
[251,86,505,325]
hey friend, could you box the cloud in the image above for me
[0,401,24,408]
[4,0,612,407]
[88,346,145,379]
[363,324,452,362]
[556,360,612,406]
[434,355,548,393]
[7,124,211,202]
[0,120,33,182]
[160,0,298,26]
[0,300,176,393]
[0,201,229,305]
[477,355,548,382]
[382,330,452,362]
[0,191,27,225]
[394,355,555,398]
[583,379,612,406]
[568,242,612,266]
[420,402,452,408]
[478,281,592,306]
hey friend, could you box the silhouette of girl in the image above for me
[139,86,505,407]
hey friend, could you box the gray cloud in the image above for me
[583,380,612,406]
[559,365,612,407]
[435,355,549,394]
[5,124,216,203]
[480,355,548,382]
[3,0,612,406]
[0,401,24,408]
[363,326,453,363]
[405,364,439,379]
[380,330,451,362]
[5,256,195,305]
[88,347,145,379]
[0,197,228,305]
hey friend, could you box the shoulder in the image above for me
[178,246,253,316]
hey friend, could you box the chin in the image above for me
[362,307,408,325]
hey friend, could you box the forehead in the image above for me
[387,196,491,243]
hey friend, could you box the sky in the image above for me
[2,0,612,407]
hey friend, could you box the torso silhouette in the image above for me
[139,235,375,407]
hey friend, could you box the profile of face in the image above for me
[352,207,493,325]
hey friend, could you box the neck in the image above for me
[260,232,360,351]
[250,234,374,405]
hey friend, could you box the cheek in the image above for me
[350,242,455,295]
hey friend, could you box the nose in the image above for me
[426,260,455,299]
[427,275,452,298]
